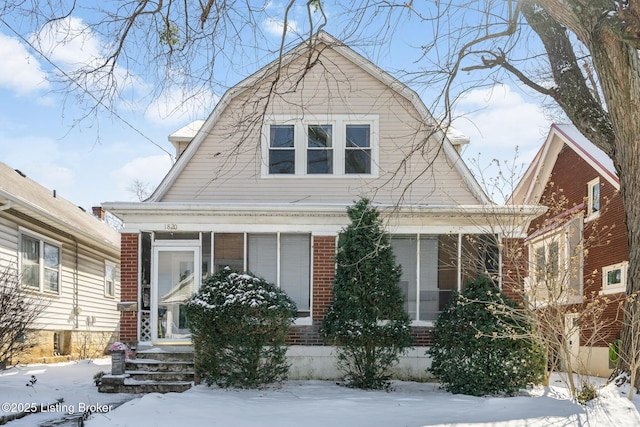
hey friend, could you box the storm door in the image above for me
[151,245,200,342]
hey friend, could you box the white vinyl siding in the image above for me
[0,215,120,332]
[162,48,480,206]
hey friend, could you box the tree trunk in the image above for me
[532,0,640,386]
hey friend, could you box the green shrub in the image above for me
[427,276,545,396]
[322,199,413,389]
[576,381,598,405]
[185,268,296,388]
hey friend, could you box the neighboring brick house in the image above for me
[0,161,121,364]
[103,31,539,380]
[510,123,627,377]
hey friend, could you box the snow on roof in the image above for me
[169,120,206,141]
[0,161,120,252]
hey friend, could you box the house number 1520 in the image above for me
[165,223,178,230]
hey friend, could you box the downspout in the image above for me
[0,200,13,211]
[73,237,79,329]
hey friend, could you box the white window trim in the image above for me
[104,260,118,298]
[600,261,628,295]
[261,114,379,178]
[18,227,62,295]
[586,177,600,222]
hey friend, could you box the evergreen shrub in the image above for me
[185,268,296,388]
[428,276,545,396]
[322,199,413,389]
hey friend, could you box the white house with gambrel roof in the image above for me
[104,31,540,379]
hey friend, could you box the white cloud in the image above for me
[0,33,49,95]
[453,84,550,162]
[144,87,217,128]
[263,17,300,37]
[112,154,173,201]
[33,16,102,70]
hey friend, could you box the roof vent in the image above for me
[14,169,26,177]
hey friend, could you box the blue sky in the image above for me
[0,2,552,212]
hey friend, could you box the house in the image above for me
[510,123,627,377]
[103,31,540,380]
[0,162,121,364]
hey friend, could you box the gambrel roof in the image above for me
[148,31,489,205]
[510,123,619,206]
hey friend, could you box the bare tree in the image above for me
[3,0,640,384]
[0,265,46,367]
[127,179,152,202]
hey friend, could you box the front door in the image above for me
[152,246,200,342]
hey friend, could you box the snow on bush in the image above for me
[185,268,296,388]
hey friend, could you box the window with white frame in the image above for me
[263,115,378,177]
[20,231,61,293]
[527,216,583,304]
[105,261,117,297]
[212,232,311,317]
[587,178,600,218]
[601,262,627,294]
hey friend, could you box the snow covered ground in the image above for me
[2,359,640,426]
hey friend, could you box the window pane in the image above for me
[592,182,600,212]
[270,125,294,148]
[44,268,59,292]
[21,235,39,288]
[44,243,59,268]
[248,234,277,284]
[419,237,439,321]
[346,125,370,148]
[307,125,332,148]
[391,236,417,320]
[280,234,310,315]
[548,241,559,277]
[269,150,295,174]
[307,150,333,174]
[214,233,244,272]
[345,149,371,174]
[535,246,546,282]
[607,268,621,286]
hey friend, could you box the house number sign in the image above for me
[165,223,178,230]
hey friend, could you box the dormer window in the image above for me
[587,178,600,219]
[262,115,378,177]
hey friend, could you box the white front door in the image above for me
[152,246,200,342]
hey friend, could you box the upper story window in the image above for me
[268,125,295,174]
[601,261,627,295]
[307,124,333,174]
[262,115,378,177]
[19,230,61,294]
[587,177,600,220]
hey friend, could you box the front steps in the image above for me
[99,346,195,394]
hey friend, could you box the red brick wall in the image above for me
[287,235,336,345]
[120,233,139,343]
[529,144,627,345]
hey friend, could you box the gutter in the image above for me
[0,200,12,211]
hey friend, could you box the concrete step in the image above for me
[98,374,192,394]
[135,346,195,362]
[126,359,194,373]
[127,370,195,382]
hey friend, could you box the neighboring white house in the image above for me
[0,161,121,364]
[104,31,539,380]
